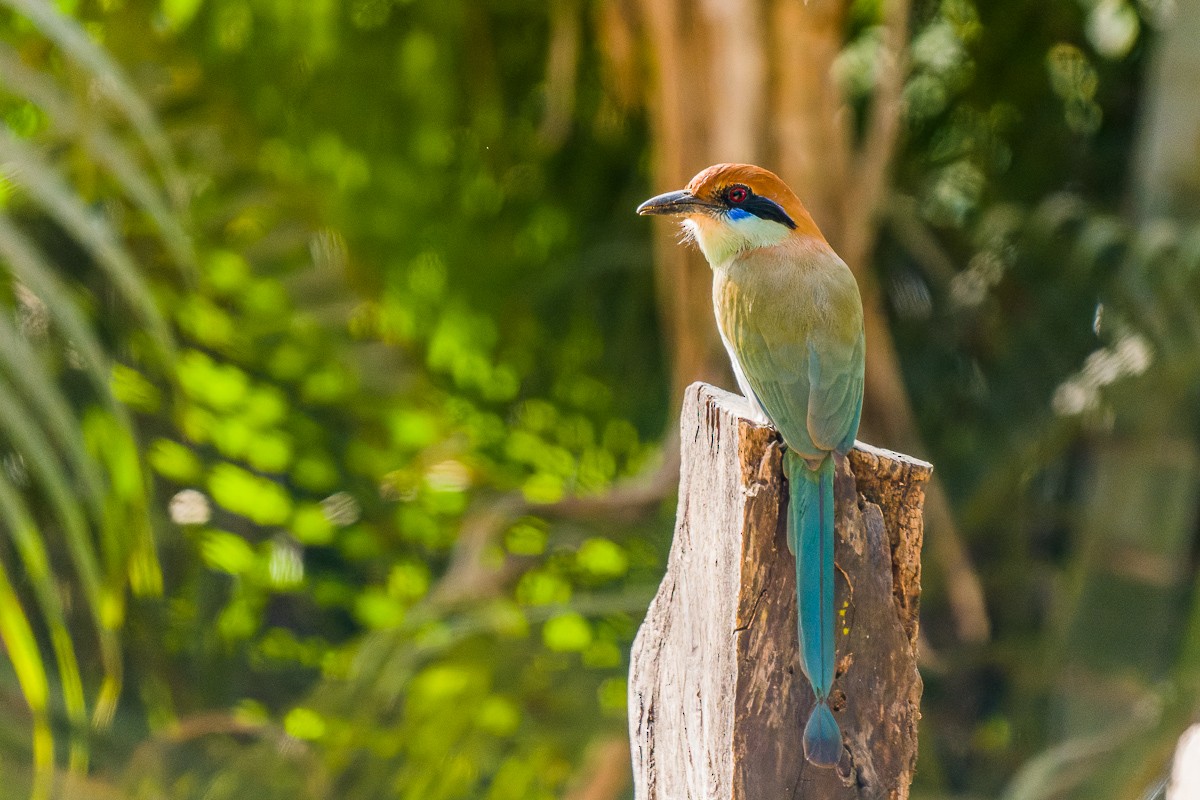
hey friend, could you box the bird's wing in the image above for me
[718,264,864,460]
[734,326,863,460]
[733,333,821,459]
[805,328,864,455]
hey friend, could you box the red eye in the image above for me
[727,186,749,204]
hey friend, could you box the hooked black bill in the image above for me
[636,190,708,216]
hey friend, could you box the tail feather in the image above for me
[786,452,841,766]
[803,701,842,766]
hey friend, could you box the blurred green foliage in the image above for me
[0,0,1196,798]
[0,0,659,796]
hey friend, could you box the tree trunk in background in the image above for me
[607,0,991,642]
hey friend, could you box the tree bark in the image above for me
[629,383,929,799]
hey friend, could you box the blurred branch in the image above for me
[885,194,959,286]
[924,481,991,642]
[162,712,279,743]
[430,430,680,606]
[429,494,527,606]
[58,774,124,800]
[124,712,330,799]
[769,0,852,238]
[548,428,681,518]
[999,691,1160,800]
[127,712,286,762]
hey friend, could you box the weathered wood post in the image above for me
[629,383,931,799]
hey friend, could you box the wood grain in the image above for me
[629,383,930,799]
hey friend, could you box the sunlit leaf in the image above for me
[283,707,327,741]
[542,612,592,653]
[576,538,628,581]
[160,0,203,31]
[0,558,53,798]
[148,438,202,483]
[200,530,257,575]
[0,471,87,772]
[354,589,406,629]
[291,502,334,545]
[208,463,293,525]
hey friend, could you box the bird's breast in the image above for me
[712,243,863,360]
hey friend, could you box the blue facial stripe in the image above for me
[727,208,753,221]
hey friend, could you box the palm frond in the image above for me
[0,128,175,367]
[0,471,86,773]
[0,0,185,207]
[0,2,185,790]
[0,214,127,400]
[0,43,194,273]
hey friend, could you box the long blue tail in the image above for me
[785,451,841,767]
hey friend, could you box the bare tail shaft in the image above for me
[785,452,841,766]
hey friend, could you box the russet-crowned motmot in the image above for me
[638,164,865,767]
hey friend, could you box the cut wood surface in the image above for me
[629,383,931,799]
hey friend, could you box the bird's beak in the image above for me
[636,189,711,217]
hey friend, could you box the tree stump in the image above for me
[629,383,931,799]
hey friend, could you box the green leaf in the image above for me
[208,463,293,525]
[245,431,293,474]
[283,707,326,741]
[0,371,117,628]
[0,472,87,773]
[576,538,629,580]
[290,503,334,545]
[477,696,520,737]
[504,518,548,556]
[0,44,194,273]
[0,558,53,798]
[0,216,124,409]
[111,363,162,412]
[354,589,406,629]
[148,438,202,483]
[386,561,430,602]
[542,612,592,653]
[161,0,203,31]
[200,530,257,575]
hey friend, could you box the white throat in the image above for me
[684,211,791,266]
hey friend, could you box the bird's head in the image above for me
[636,163,824,265]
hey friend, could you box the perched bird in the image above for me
[638,164,864,767]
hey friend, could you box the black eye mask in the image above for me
[725,192,797,229]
